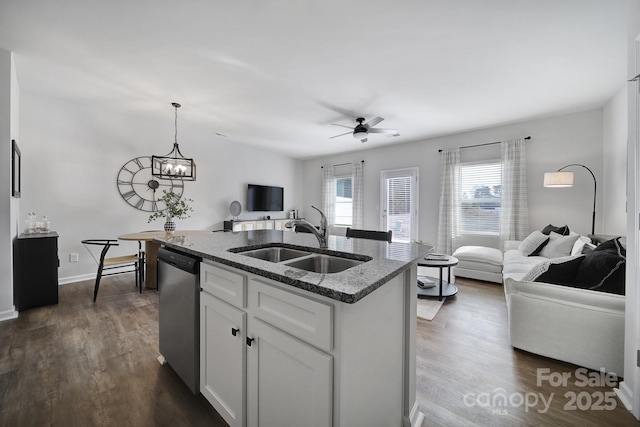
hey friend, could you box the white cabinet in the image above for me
[200,262,333,427]
[239,222,254,231]
[200,259,417,427]
[253,220,273,230]
[200,291,246,427]
[247,318,332,427]
[273,219,292,231]
[225,219,292,232]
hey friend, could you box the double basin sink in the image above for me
[229,245,371,274]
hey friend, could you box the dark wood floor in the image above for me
[418,277,640,426]
[0,275,227,427]
[1,275,638,426]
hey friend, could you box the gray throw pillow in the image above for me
[539,232,579,259]
[518,230,549,256]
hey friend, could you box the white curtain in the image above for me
[321,166,336,231]
[352,162,364,229]
[500,138,529,241]
[436,149,460,254]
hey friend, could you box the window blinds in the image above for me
[459,161,502,235]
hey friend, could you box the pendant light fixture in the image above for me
[152,102,196,181]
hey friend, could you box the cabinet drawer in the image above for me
[201,262,246,308]
[249,279,333,352]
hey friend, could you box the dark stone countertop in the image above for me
[155,230,432,304]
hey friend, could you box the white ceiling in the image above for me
[0,0,627,159]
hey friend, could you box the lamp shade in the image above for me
[544,171,574,187]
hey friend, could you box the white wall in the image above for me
[18,92,303,282]
[301,109,611,250]
[603,87,627,235]
[619,0,640,418]
[0,49,19,320]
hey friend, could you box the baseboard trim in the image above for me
[615,381,634,412]
[0,307,18,322]
[59,273,95,285]
[59,268,138,285]
[409,401,425,426]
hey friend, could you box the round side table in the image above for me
[417,255,459,301]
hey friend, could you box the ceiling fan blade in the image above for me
[364,117,384,128]
[368,128,398,135]
[361,138,368,143]
[331,123,355,130]
[329,131,353,139]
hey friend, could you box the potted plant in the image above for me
[148,190,194,234]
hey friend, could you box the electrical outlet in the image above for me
[69,253,79,262]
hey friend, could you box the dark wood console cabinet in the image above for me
[14,232,59,311]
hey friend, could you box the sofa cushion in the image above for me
[539,232,580,259]
[502,249,547,281]
[457,259,503,274]
[452,246,503,265]
[581,242,597,254]
[518,231,549,256]
[521,255,585,285]
[573,238,626,295]
[541,224,570,236]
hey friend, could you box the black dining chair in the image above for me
[81,239,141,302]
[345,227,393,243]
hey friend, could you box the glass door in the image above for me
[380,168,419,243]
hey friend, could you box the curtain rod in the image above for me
[438,136,531,153]
[321,160,364,168]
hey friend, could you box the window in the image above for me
[459,161,502,235]
[334,176,353,226]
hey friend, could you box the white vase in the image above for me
[164,217,176,235]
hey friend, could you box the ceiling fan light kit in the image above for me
[330,116,398,143]
[152,102,197,181]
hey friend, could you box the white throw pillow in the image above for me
[539,232,580,259]
[518,230,549,256]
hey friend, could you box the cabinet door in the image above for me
[200,292,246,427]
[247,319,333,427]
[242,222,255,231]
[14,234,59,311]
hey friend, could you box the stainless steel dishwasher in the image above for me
[157,247,201,394]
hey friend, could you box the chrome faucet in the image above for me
[285,205,328,248]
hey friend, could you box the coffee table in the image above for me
[417,255,459,301]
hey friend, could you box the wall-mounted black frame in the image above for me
[12,139,21,198]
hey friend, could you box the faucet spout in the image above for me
[285,206,328,248]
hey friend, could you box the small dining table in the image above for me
[118,230,209,289]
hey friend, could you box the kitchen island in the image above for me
[156,230,430,427]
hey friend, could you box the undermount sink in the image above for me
[283,254,365,274]
[236,247,311,263]
[230,244,371,274]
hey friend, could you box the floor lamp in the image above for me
[543,164,596,235]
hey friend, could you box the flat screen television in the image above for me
[247,184,284,212]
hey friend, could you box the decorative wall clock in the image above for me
[117,156,184,212]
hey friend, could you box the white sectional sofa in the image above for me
[502,238,625,377]
[453,230,626,377]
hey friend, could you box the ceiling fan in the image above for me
[329,117,399,143]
